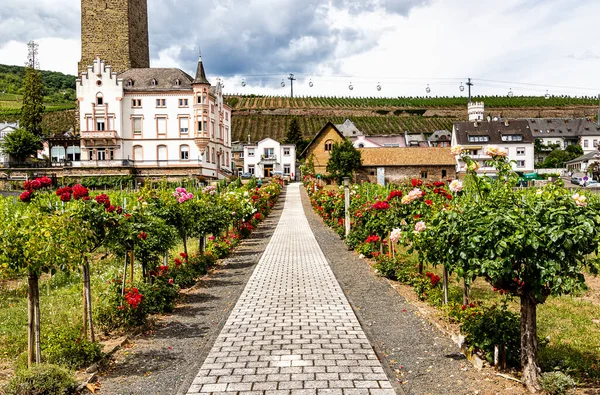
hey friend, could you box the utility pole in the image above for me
[466,77,473,103]
[288,73,296,98]
[26,41,39,69]
[597,94,600,126]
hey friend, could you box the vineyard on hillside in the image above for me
[225,95,600,110]
[231,115,454,142]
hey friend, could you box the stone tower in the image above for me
[78,0,150,75]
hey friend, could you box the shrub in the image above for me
[460,301,521,367]
[139,276,180,315]
[96,281,149,331]
[4,364,76,395]
[373,255,398,280]
[42,325,102,369]
[540,371,576,395]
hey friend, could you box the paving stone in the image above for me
[186,185,393,394]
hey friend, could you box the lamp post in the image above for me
[343,177,350,238]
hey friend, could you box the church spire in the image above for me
[193,55,210,85]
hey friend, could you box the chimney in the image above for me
[505,120,510,127]
[248,134,251,144]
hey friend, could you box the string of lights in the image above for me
[214,72,600,98]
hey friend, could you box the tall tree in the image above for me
[21,67,45,137]
[285,117,302,146]
[0,128,42,163]
[326,139,362,184]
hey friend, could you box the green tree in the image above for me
[326,139,362,184]
[21,67,45,136]
[421,151,600,391]
[0,128,42,163]
[285,117,303,146]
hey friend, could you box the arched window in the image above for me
[151,79,157,86]
[133,145,143,161]
[96,93,103,106]
[175,79,181,86]
[180,145,189,160]
[157,145,167,166]
[324,140,334,152]
[126,79,134,87]
[211,147,215,163]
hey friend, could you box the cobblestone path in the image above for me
[187,184,396,395]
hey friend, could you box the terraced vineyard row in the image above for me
[225,95,600,110]
[231,115,455,142]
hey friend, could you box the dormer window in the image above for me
[175,79,181,86]
[468,135,489,142]
[151,79,157,86]
[126,79,134,87]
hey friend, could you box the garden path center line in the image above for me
[187,183,395,395]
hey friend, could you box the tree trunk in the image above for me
[463,278,470,305]
[199,235,205,254]
[27,272,41,367]
[442,268,449,305]
[82,266,88,339]
[183,235,188,258]
[128,249,134,282]
[520,291,542,392]
[82,259,95,342]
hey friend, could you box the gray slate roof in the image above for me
[119,68,194,91]
[453,120,533,145]
[335,119,363,137]
[566,150,600,164]
[194,57,210,85]
[528,118,600,138]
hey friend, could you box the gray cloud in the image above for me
[147,0,427,85]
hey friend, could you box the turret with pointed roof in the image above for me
[193,56,210,85]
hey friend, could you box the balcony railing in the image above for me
[259,154,278,163]
[81,130,118,139]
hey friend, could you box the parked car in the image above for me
[570,176,582,185]
[584,180,600,188]
[240,172,253,178]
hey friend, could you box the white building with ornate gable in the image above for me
[76,56,232,179]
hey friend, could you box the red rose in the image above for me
[117,206,123,214]
[433,188,440,194]
[56,186,73,196]
[425,199,433,206]
[37,177,52,188]
[60,192,71,202]
[174,258,182,266]
[106,205,116,213]
[446,194,453,200]
[19,190,33,202]
[434,181,445,187]
[72,184,89,200]
[411,179,423,187]
[95,194,111,208]
[179,252,188,259]
[138,231,148,240]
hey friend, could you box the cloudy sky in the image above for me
[1,0,600,98]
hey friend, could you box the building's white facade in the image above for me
[76,56,232,179]
[0,121,19,165]
[243,138,296,178]
[468,102,485,122]
[451,120,535,174]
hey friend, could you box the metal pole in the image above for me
[343,177,350,238]
[466,78,473,103]
[288,73,296,98]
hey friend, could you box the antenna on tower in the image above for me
[26,41,39,69]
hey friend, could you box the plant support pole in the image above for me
[343,177,350,238]
[443,268,449,305]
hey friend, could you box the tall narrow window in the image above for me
[133,117,142,135]
[179,118,189,135]
[324,140,334,152]
[180,145,189,160]
[96,94,103,106]
[211,148,215,163]
[96,118,105,131]
[157,145,167,166]
[133,145,143,161]
[157,117,167,135]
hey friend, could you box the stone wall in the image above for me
[356,165,457,184]
[79,0,149,75]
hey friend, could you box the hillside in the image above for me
[227,95,600,143]
[0,64,77,121]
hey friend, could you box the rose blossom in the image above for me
[414,221,427,233]
[449,180,463,193]
[450,145,464,155]
[572,193,587,207]
[484,145,507,157]
[390,228,402,242]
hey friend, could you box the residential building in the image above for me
[565,150,600,173]
[356,147,456,184]
[243,138,296,178]
[76,55,232,179]
[0,121,19,165]
[452,120,535,174]
[300,122,346,175]
[352,135,406,148]
[231,141,245,176]
[528,118,600,154]
[335,119,363,137]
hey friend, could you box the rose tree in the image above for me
[421,149,600,392]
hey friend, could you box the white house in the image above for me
[76,56,232,179]
[527,118,600,154]
[243,138,296,178]
[452,119,535,174]
[0,121,19,165]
